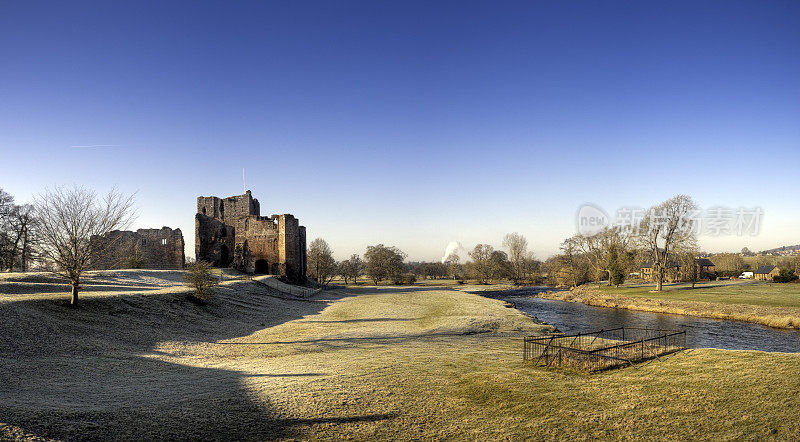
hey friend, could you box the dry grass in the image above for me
[543,283,800,329]
[1,273,799,440]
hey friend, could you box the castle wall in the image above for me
[195,191,306,282]
[233,215,280,273]
[299,226,307,278]
[92,227,185,270]
[279,215,303,282]
[195,214,234,267]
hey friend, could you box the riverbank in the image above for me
[539,283,800,330]
[2,274,800,439]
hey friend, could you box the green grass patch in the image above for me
[597,281,800,308]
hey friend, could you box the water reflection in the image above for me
[504,293,800,353]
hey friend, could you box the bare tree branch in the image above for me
[33,185,136,305]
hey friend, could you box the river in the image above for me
[493,288,800,353]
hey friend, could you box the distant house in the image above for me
[754,265,781,281]
[640,258,716,283]
[640,261,681,283]
[695,258,716,280]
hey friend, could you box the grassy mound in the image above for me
[1,276,798,440]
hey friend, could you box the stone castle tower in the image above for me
[195,191,307,283]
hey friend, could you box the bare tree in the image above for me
[337,261,350,284]
[33,186,136,305]
[468,244,493,284]
[307,238,336,286]
[520,251,540,282]
[364,244,406,284]
[0,188,41,272]
[711,253,747,275]
[0,188,17,270]
[678,250,700,288]
[489,250,513,280]
[444,252,461,280]
[637,194,698,291]
[4,204,38,271]
[338,254,363,285]
[0,188,12,211]
[502,232,528,282]
[348,254,364,284]
[575,227,632,285]
[558,236,582,287]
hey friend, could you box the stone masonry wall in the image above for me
[92,227,185,270]
[195,191,306,282]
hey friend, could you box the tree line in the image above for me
[306,239,410,286]
[305,232,543,286]
[545,194,800,290]
[545,194,702,290]
[709,253,800,277]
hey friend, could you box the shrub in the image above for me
[392,273,417,285]
[183,260,219,301]
[773,269,799,283]
[120,245,144,269]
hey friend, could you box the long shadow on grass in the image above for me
[332,286,458,295]
[0,279,368,440]
[299,317,420,324]
[218,330,494,346]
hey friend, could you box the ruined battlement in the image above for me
[196,190,260,221]
[91,227,185,270]
[195,191,306,283]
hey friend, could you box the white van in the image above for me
[739,271,754,279]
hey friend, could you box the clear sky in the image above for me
[1,1,799,261]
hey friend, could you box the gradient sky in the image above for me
[1,1,799,261]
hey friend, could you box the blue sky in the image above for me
[1,1,799,260]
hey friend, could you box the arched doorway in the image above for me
[254,259,270,274]
[219,245,229,267]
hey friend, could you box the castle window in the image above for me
[219,202,224,217]
[161,238,168,245]
[141,239,146,246]
[202,207,206,215]
[221,227,227,237]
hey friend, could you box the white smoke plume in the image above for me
[441,241,469,263]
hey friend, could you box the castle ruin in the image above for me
[91,227,185,270]
[195,191,307,283]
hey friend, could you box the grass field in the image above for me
[2,272,800,439]
[541,281,800,329]
[599,280,800,308]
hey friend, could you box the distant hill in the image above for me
[759,244,800,255]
